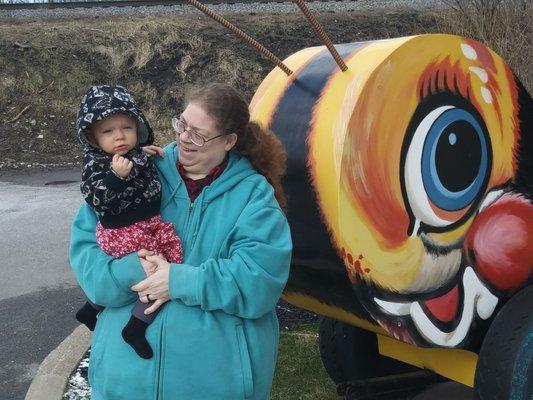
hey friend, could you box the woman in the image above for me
[69,83,292,399]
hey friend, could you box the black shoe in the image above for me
[121,316,153,359]
[75,302,100,331]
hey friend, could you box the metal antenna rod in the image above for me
[187,0,293,76]
[292,0,348,72]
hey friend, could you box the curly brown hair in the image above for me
[186,83,287,210]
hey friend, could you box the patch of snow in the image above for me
[63,350,91,400]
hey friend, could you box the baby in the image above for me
[74,85,182,359]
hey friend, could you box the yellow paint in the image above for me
[426,215,474,245]
[338,185,425,290]
[306,37,429,291]
[308,48,362,250]
[310,38,413,254]
[310,36,437,290]
[377,334,478,387]
[283,291,387,336]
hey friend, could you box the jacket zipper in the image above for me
[184,200,195,250]
[186,193,206,250]
[156,198,195,399]
[155,307,168,399]
[155,191,201,398]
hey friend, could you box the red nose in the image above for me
[464,192,533,292]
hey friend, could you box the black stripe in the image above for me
[270,42,365,172]
[269,42,372,318]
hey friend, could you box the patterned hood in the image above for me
[76,85,154,152]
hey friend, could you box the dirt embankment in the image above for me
[0,9,439,168]
[0,4,530,169]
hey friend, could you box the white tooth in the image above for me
[409,267,498,347]
[478,189,505,213]
[410,219,421,238]
[374,298,411,316]
[475,277,499,319]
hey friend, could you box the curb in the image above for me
[25,325,91,400]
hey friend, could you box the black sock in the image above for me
[76,302,100,331]
[122,316,153,359]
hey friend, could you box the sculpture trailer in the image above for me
[250,34,532,399]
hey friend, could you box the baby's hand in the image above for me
[112,154,133,178]
[138,249,157,276]
[142,145,165,157]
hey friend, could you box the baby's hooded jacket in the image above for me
[76,85,161,228]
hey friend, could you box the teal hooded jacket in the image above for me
[69,143,292,399]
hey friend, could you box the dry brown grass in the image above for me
[437,0,532,92]
[1,10,440,166]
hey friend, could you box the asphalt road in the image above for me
[0,166,473,400]
[0,167,84,400]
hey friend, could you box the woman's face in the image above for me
[177,102,236,178]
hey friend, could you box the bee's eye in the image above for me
[403,105,491,228]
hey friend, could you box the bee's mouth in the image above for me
[373,266,498,347]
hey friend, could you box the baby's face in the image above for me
[91,114,138,156]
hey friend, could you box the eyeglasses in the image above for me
[171,116,226,147]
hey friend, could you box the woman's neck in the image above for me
[181,154,228,180]
[184,171,208,180]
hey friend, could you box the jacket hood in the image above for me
[156,142,257,202]
[76,85,154,152]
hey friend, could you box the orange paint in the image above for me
[429,199,470,222]
[347,253,353,265]
[343,98,411,249]
[339,247,347,259]
[465,39,496,72]
[417,58,471,100]
[353,260,363,274]
[503,65,521,175]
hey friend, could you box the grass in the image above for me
[272,324,338,400]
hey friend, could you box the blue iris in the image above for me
[422,108,489,211]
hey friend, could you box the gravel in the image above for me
[276,299,321,330]
[1,0,441,21]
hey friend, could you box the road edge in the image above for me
[25,325,91,400]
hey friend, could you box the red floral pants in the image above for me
[96,215,183,263]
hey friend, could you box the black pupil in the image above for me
[435,120,481,192]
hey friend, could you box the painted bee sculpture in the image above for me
[250,34,532,398]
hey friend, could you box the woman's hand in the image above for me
[131,255,171,315]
